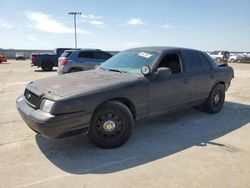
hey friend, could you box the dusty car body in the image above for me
[16,47,234,148]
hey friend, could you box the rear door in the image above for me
[181,50,214,103]
[77,51,97,70]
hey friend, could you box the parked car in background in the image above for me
[0,54,7,63]
[209,51,230,63]
[58,49,112,74]
[228,53,243,63]
[242,53,250,62]
[17,47,234,148]
[31,48,75,71]
[15,52,25,60]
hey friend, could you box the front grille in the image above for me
[24,89,40,108]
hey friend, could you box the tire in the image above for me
[0,60,2,63]
[41,61,53,71]
[88,101,134,149]
[203,84,225,114]
[230,58,235,63]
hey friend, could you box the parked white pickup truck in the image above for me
[208,51,230,63]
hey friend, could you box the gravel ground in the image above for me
[0,60,250,188]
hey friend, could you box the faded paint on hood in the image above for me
[28,69,140,97]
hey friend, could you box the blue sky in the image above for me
[0,0,250,51]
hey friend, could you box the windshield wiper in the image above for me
[99,67,127,73]
[108,69,128,73]
[107,68,123,73]
[99,66,106,71]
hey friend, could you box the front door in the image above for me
[147,53,191,116]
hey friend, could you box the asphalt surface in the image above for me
[0,60,250,188]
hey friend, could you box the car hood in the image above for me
[26,69,140,98]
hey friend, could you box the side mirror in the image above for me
[141,65,150,76]
[156,67,172,78]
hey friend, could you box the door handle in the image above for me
[183,79,189,84]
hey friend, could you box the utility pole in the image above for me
[68,12,81,48]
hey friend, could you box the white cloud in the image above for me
[81,14,106,27]
[127,18,144,26]
[28,36,37,40]
[161,24,172,29]
[24,11,91,34]
[82,14,103,20]
[0,20,14,29]
[89,20,105,26]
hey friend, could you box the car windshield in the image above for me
[100,51,159,74]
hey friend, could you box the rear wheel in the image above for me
[88,101,134,149]
[203,84,225,114]
[41,61,53,71]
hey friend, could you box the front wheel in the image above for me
[88,101,134,149]
[203,84,225,114]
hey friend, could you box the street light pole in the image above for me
[69,12,81,48]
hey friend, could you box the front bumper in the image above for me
[16,95,91,138]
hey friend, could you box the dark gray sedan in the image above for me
[16,47,234,148]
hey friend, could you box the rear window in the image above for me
[61,51,72,58]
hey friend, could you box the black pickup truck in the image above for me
[31,48,75,71]
[17,47,234,148]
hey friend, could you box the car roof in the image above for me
[126,46,201,53]
[64,49,102,52]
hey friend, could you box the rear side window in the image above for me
[95,52,112,60]
[61,51,72,57]
[182,51,211,72]
[78,51,94,59]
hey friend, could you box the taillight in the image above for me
[61,59,68,65]
[31,55,36,62]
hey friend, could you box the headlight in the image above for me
[40,99,55,113]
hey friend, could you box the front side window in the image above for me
[158,53,182,74]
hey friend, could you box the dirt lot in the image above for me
[0,60,250,188]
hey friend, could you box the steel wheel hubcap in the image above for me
[214,93,220,104]
[103,120,116,132]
